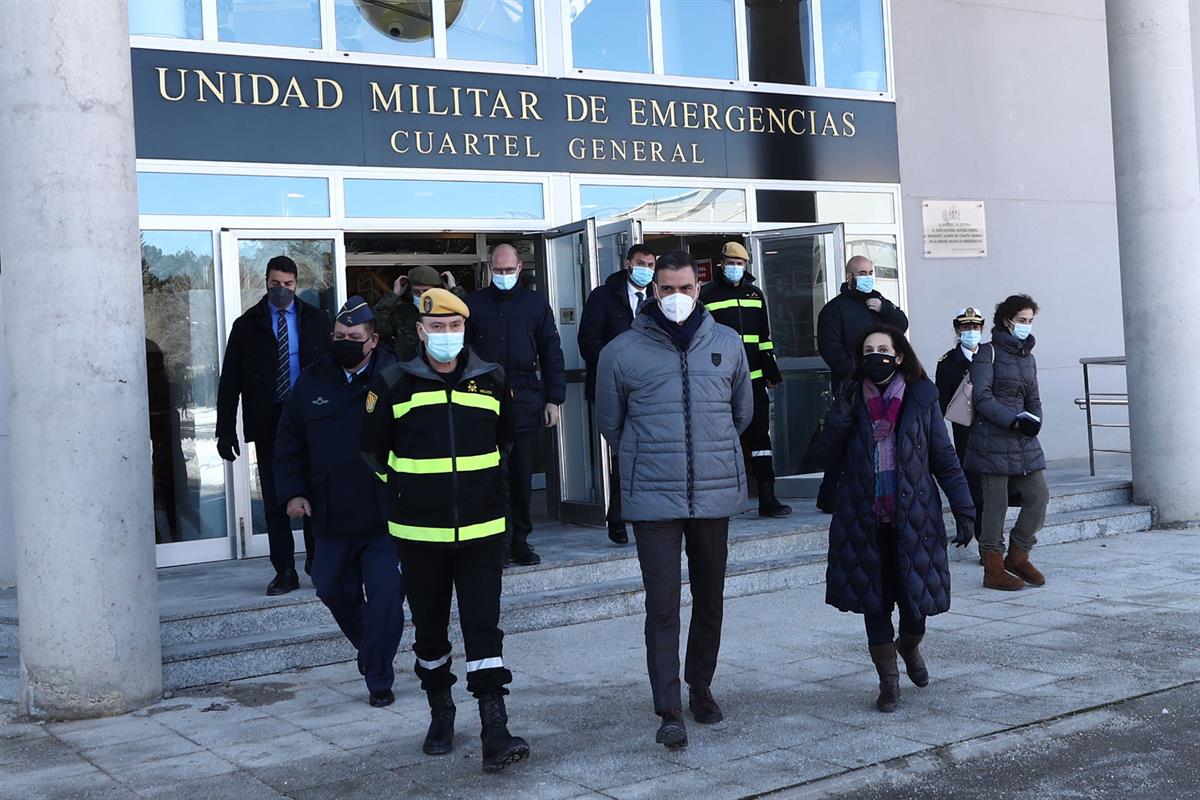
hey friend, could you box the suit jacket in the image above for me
[216,296,331,442]
[579,269,639,402]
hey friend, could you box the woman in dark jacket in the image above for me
[934,307,987,546]
[814,325,975,713]
[964,295,1050,592]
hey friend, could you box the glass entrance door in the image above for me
[543,218,641,524]
[218,230,345,559]
[746,224,845,476]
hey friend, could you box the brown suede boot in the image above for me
[896,634,929,687]
[982,551,1025,591]
[868,643,900,712]
[1004,546,1046,587]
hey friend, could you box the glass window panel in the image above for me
[334,0,435,56]
[580,185,746,222]
[821,0,888,91]
[235,238,336,542]
[448,0,537,64]
[747,0,815,85]
[570,0,651,73]
[140,231,228,544]
[660,0,736,79]
[217,0,322,48]
[138,173,330,217]
[344,179,544,219]
[847,234,898,279]
[816,191,895,224]
[129,0,203,39]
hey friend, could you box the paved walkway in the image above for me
[3,527,1198,800]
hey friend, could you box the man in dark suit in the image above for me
[217,255,331,595]
[578,244,657,544]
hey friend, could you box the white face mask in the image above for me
[659,292,695,323]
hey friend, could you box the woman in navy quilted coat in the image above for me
[813,325,976,713]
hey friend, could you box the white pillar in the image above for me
[1105,0,1200,526]
[0,1,163,717]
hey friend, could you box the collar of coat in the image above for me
[990,326,1036,355]
[396,346,501,384]
[839,283,884,302]
[630,305,715,352]
[252,294,319,328]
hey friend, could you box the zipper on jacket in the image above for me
[445,385,461,543]
[680,349,695,517]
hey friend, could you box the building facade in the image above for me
[0,0,1139,583]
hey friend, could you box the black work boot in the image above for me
[869,643,901,713]
[655,709,688,749]
[896,634,930,688]
[687,685,724,724]
[478,693,529,772]
[757,480,793,518]
[509,533,541,566]
[265,568,299,596]
[422,689,456,755]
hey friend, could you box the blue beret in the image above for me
[336,296,374,327]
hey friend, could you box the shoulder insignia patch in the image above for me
[365,391,378,413]
[711,353,722,366]
[938,353,948,362]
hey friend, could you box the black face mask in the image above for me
[267,285,295,309]
[862,352,899,385]
[332,339,370,370]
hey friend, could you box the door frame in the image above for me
[218,228,347,559]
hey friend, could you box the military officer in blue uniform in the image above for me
[274,296,404,707]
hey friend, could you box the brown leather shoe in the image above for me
[1005,547,1046,587]
[982,551,1025,591]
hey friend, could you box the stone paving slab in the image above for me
[1,527,1198,800]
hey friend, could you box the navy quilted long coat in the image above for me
[814,378,976,617]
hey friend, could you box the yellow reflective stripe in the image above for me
[458,516,507,541]
[705,299,739,312]
[739,298,763,308]
[451,390,500,414]
[749,369,764,380]
[388,516,506,543]
[742,334,760,344]
[393,390,447,419]
[387,449,500,474]
[375,472,387,483]
[758,341,774,351]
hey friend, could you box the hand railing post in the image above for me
[1083,361,1096,476]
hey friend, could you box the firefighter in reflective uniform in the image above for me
[360,288,530,773]
[699,242,792,517]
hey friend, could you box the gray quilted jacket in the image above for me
[964,328,1046,475]
[596,310,753,521]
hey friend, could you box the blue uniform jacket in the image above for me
[465,284,566,433]
[274,347,398,537]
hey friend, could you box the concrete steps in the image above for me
[0,479,1151,696]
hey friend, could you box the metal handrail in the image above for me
[1075,356,1129,476]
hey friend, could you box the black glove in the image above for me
[953,513,975,548]
[217,435,241,462]
[1012,416,1041,437]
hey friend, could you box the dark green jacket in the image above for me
[374,287,467,360]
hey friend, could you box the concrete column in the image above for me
[0,1,162,716]
[1105,1,1200,526]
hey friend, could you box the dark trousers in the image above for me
[606,448,623,530]
[506,430,536,539]
[744,382,775,482]
[312,533,404,693]
[863,524,926,646]
[397,536,512,698]
[257,404,314,574]
[632,518,730,714]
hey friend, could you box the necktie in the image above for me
[635,291,646,314]
[275,309,290,401]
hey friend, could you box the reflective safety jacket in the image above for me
[699,273,783,385]
[360,348,513,546]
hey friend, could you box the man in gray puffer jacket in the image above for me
[596,250,752,751]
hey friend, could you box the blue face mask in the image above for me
[424,330,464,363]
[854,275,875,294]
[412,294,423,308]
[629,265,654,288]
[722,265,745,284]
[1010,322,1032,341]
[959,330,981,349]
[492,272,518,292]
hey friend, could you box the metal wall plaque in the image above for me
[922,200,987,258]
